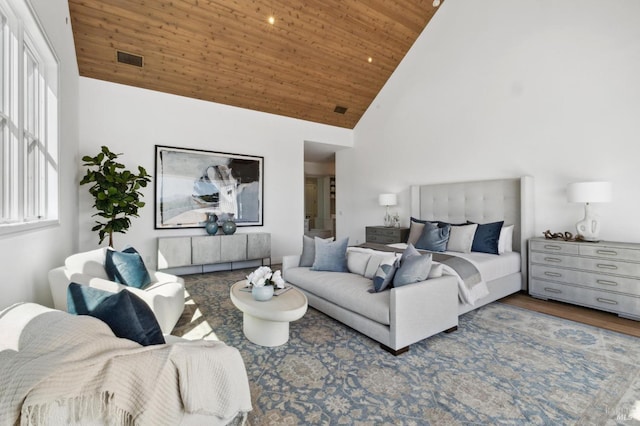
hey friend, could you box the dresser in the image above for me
[365,226,409,244]
[528,237,640,320]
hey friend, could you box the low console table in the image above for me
[528,237,640,320]
[158,233,270,270]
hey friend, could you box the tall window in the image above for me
[0,0,58,233]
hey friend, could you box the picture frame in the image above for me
[155,145,264,229]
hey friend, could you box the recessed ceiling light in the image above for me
[268,16,275,25]
[367,57,373,63]
[433,0,441,6]
[334,105,348,114]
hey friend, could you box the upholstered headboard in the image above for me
[410,177,534,287]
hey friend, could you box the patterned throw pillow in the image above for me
[370,255,398,292]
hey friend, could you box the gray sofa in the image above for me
[282,249,459,355]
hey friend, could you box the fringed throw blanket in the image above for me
[358,243,489,305]
[0,303,252,426]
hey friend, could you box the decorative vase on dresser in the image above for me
[528,237,640,320]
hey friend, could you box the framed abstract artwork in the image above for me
[155,145,264,229]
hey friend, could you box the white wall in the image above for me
[78,78,352,268]
[0,0,79,309]
[339,0,640,245]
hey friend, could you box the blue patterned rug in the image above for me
[174,269,640,425]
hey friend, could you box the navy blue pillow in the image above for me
[105,246,151,289]
[67,283,165,346]
[415,222,451,252]
[470,220,504,254]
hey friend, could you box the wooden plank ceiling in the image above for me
[69,0,439,128]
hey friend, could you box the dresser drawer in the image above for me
[530,279,640,316]
[366,234,398,244]
[530,240,579,255]
[579,245,640,263]
[530,252,640,277]
[367,227,400,238]
[530,265,640,296]
[365,227,408,244]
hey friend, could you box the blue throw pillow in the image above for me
[67,283,165,346]
[415,222,451,252]
[370,256,398,292]
[311,237,349,272]
[392,243,432,287]
[105,246,151,289]
[394,253,433,287]
[470,220,504,254]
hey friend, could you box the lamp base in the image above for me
[576,203,602,242]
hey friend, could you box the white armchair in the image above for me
[49,248,185,334]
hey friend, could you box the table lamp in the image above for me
[378,193,397,227]
[566,181,612,242]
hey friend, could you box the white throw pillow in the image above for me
[446,224,478,253]
[407,221,426,246]
[347,250,372,276]
[498,225,514,254]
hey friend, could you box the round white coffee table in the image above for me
[230,281,308,347]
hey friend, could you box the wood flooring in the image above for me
[500,292,640,338]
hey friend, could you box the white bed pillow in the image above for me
[446,224,478,253]
[407,220,426,246]
[498,225,514,254]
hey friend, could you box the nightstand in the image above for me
[365,226,409,244]
[528,237,640,320]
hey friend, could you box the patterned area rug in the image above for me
[173,269,640,425]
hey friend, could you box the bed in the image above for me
[406,176,534,313]
[283,176,535,354]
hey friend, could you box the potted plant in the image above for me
[80,146,151,247]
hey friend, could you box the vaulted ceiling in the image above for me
[69,1,440,129]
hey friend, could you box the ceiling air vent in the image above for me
[116,50,144,68]
[334,105,348,114]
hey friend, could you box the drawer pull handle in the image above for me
[544,271,562,277]
[544,257,562,263]
[596,249,618,256]
[544,287,562,294]
[596,263,617,270]
[544,245,562,250]
[596,297,618,305]
[596,279,618,287]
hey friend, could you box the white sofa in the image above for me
[49,248,185,334]
[282,251,459,355]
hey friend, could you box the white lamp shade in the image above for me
[567,182,612,203]
[378,193,397,206]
